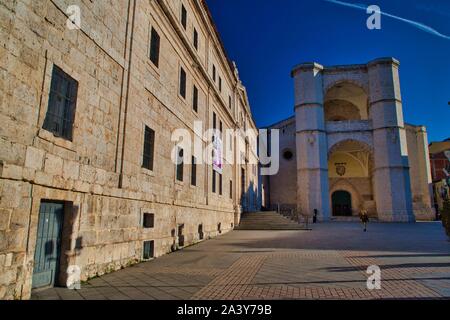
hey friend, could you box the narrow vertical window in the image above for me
[181,5,187,30]
[213,112,217,130]
[43,65,78,141]
[193,85,198,112]
[219,77,222,92]
[229,95,232,109]
[142,126,155,171]
[212,169,216,193]
[230,180,233,199]
[219,174,223,196]
[149,27,160,67]
[191,156,197,186]
[212,65,216,82]
[176,147,184,182]
[193,28,198,50]
[219,121,223,135]
[179,67,186,99]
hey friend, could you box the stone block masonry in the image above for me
[0,0,259,299]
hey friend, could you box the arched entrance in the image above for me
[332,191,352,216]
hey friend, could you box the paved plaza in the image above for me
[32,222,450,300]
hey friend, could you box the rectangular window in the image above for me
[219,121,223,135]
[191,156,197,186]
[193,85,198,112]
[230,180,233,199]
[212,65,216,82]
[179,67,186,99]
[213,112,217,130]
[142,126,155,171]
[212,169,216,193]
[181,5,187,30]
[176,147,184,182]
[219,77,222,92]
[219,174,223,196]
[143,213,155,229]
[193,28,198,50]
[143,240,154,260]
[229,96,232,109]
[149,27,160,67]
[43,65,78,141]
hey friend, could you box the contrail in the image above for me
[324,0,450,40]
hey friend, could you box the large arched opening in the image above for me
[328,140,376,217]
[324,82,369,122]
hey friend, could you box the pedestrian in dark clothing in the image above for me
[313,209,318,224]
[360,209,369,232]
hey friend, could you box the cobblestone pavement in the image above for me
[32,222,450,300]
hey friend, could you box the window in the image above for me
[193,85,198,112]
[143,240,154,260]
[142,126,155,171]
[219,174,223,195]
[191,156,197,186]
[181,4,187,30]
[229,96,232,109]
[230,180,233,199]
[143,213,155,228]
[193,28,198,50]
[198,224,204,240]
[283,149,294,161]
[212,65,216,82]
[176,147,184,182]
[43,65,78,141]
[149,27,160,67]
[179,67,186,99]
[219,121,223,135]
[219,77,222,92]
[213,112,216,130]
[212,169,216,193]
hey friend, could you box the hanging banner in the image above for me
[213,134,223,174]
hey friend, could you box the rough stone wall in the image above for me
[267,117,297,209]
[0,0,259,300]
[405,124,434,220]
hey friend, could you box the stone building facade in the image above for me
[265,58,434,222]
[429,139,450,212]
[0,0,259,299]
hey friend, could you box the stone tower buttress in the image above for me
[368,58,414,222]
[292,63,331,220]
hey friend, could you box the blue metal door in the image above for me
[32,202,64,289]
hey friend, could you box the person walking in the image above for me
[360,209,369,232]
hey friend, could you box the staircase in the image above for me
[235,211,308,230]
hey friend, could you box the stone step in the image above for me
[236,211,310,230]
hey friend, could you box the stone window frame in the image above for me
[37,61,82,152]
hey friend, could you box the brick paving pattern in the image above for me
[32,222,450,300]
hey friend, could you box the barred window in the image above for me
[193,85,198,112]
[43,65,78,141]
[142,126,155,171]
[149,27,160,67]
[193,28,198,50]
[180,67,186,99]
[191,156,197,186]
[176,147,184,182]
[181,5,187,30]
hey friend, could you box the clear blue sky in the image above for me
[206,0,450,142]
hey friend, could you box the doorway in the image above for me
[32,201,65,289]
[332,191,352,216]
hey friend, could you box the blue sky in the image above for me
[206,0,450,142]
